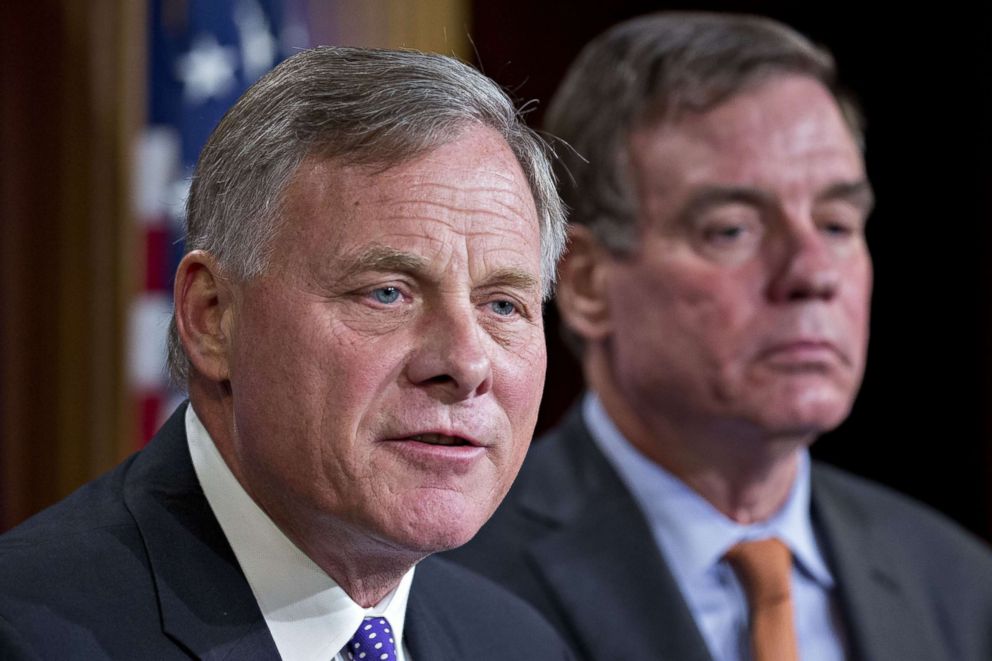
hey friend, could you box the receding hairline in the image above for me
[265,122,546,268]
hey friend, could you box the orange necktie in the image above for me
[724,538,799,661]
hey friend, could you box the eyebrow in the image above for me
[478,267,542,295]
[816,180,875,213]
[679,186,774,221]
[340,245,541,294]
[341,245,431,274]
[679,179,876,220]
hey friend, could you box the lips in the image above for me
[758,339,848,366]
[382,427,486,447]
[382,429,488,471]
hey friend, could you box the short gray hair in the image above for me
[168,46,566,385]
[546,11,864,253]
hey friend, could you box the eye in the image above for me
[696,210,761,249]
[822,222,853,236]
[815,202,867,240]
[704,225,748,242]
[370,286,401,304]
[819,217,864,238]
[490,299,517,316]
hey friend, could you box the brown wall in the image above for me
[1,2,142,529]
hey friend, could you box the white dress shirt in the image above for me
[584,393,847,661]
[186,406,414,661]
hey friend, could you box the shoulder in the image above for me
[813,461,992,599]
[0,456,166,658]
[412,557,574,658]
[0,454,142,572]
[813,462,992,559]
[813,463,992,658]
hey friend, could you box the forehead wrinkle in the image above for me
[373,205,538,247]
[379,201,528,223]
[381,182,533,217]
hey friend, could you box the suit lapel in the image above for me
[123,404,280,660]
[518,409,713,661]
[404,566,461,660]
[812,466,947,661]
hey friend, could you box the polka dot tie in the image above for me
[724,538,799,661]
[345,616,398,661]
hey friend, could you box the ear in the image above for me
[173,250,236,383]
[556,225,614,343]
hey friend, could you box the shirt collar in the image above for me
[582,392,833,587]
[186,405,414,661]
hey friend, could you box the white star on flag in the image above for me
[175,33,239,104]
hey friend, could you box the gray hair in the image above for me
[168,46,566,385]
[546,11,864,253]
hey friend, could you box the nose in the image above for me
[405,302,493,402]
[767,224,841,303]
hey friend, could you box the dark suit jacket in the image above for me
[446,405,992,661]
[0,405,574,660]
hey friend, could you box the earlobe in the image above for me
[173,250,235,383]
[556,225,613,342]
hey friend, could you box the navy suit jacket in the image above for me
[446,405,992,661]
[0,405,575,660]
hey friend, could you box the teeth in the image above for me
[410,434,463,446]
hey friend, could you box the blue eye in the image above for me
[490,300,516,316]
[371,287,401,304]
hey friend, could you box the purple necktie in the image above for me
[345,617,398,661]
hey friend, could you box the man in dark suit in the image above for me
[447,12,992,661]
[0,47,573,660]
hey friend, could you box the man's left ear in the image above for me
[173,250,236,383]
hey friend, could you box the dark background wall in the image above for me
[470,1,992,540]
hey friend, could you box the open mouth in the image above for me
[408,434,470,447]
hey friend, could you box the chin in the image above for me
[734,380,850,437]
[384,491,494,554]
[761,400,854,438]
[386,524,484,556]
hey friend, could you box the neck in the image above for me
[280,516,418,607]
[586,350,808,523]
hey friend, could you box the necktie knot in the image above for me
[346,617,397,661]
[724,537,798,661]
[725,537,793,607]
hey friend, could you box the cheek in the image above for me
[229,297,313,416]
[493,339,547,462]
[498,339,547,420]
[854,257,873,322]
[841,259,873,355]
[615,263,759,361]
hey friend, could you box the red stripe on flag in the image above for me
[145,225,169,292]
[137,392,162,448]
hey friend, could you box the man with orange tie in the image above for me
[448,12,992,661]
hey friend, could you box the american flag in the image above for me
[131,0,310,446]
